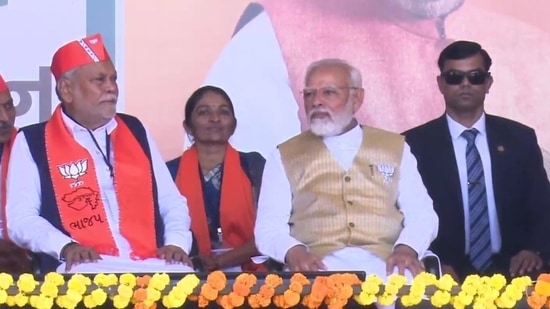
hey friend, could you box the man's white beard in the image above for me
[308,101,354,137]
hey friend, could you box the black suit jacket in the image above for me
[404,114,550,273]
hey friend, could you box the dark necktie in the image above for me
[462,129,492,271]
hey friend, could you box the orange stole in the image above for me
[45,106,157,258]
[1,128,19,239]
[175,145,265,271]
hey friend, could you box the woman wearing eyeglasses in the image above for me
[166,85,268,272]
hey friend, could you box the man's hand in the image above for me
[61,242,101,272]
[386,244,423,276]
[157,245,193,266]
[510,250,543,276]
[441,264,460,283]
[284,245,326,271]
[199,254,219,271]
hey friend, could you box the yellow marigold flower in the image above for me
[387,274,407,286]
[33,294,54,309]
[355,292,376,305]
[460,282,477,295]
[511,276,532,288]
[413,272,437,286]
[105,274,118,286]
[5,295,15,307]
[13,293,28,307]
[455,291,473,306]
[44,272,65,286]
[70,274,91,285]
[377,292,396,306]
[67,278,87,295]
[488,274,507,290]
[473,299,497,309]
[117,284,133,300]
[361,281,380,294]
[495,293,517,309]
[83,295,96,308]
[401,293,422,306]
[163,293,186,308]
[112,295,130,309]
[119,273,136,288]
[65,289,83,304]
[503,285,522,301]
[149,274,168,291]
[17,273,38,293]
[39,281,59,298]
[430,290,451,307]
[176,274,200,294]
[409,282,426,295]
[91,288,107,305]
[463,274,481,285]
[147,286,162,301]
[0,290,8,305]
[92,273,108,287]
[365,274,384,285]
[384,282,400,295]
[0,273,13,290]
[436,274,456,291]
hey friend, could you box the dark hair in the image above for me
[437,41,492,72]
[183,85,235,128]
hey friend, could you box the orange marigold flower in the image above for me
[265,274,283,287]
[273,295,286,308]
[206,271,227,291]
[538,274,550,283]
[340,284,354,299]
[248,294,261,308]
[283,290,301,307]
[148,303,157,309]
[197,295,209,308]
[134,303,148,309]
[289,281,303,294]
[136,275,151,288]
[527,292,547,309]
[290,273,310,286]
[216,295,233,309]
[259,285,275,299]
[132,288,148,302]
[200,283,219,301]
[535,281,550,297]
[228,292,245,307]
[233,281,252,297]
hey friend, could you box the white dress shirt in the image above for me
[6,111,194,273]
[446,113,501,253]
[254,124,439,276]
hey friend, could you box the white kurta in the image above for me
[255,125,439,282]
[6,111,194,273]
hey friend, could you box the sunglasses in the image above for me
[441,70,491,85]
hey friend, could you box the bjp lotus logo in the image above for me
[58,159,88,188]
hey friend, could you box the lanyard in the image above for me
[87,130,114,178]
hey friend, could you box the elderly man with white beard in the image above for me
[254,59,439,296]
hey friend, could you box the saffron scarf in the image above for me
[44,106,157,258]
[176,144,264,271]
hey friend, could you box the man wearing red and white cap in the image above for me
[0,73,32,274]
[5,34,195,274]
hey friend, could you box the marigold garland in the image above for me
[0,271,544,309]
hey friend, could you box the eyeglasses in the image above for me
[441,70,491,85]
[301,86,360,101]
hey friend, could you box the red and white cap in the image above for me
[50,33,111,80]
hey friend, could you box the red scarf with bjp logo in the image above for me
[176,144,266,271]
[1,128,18,239]
[43,106,158,258]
